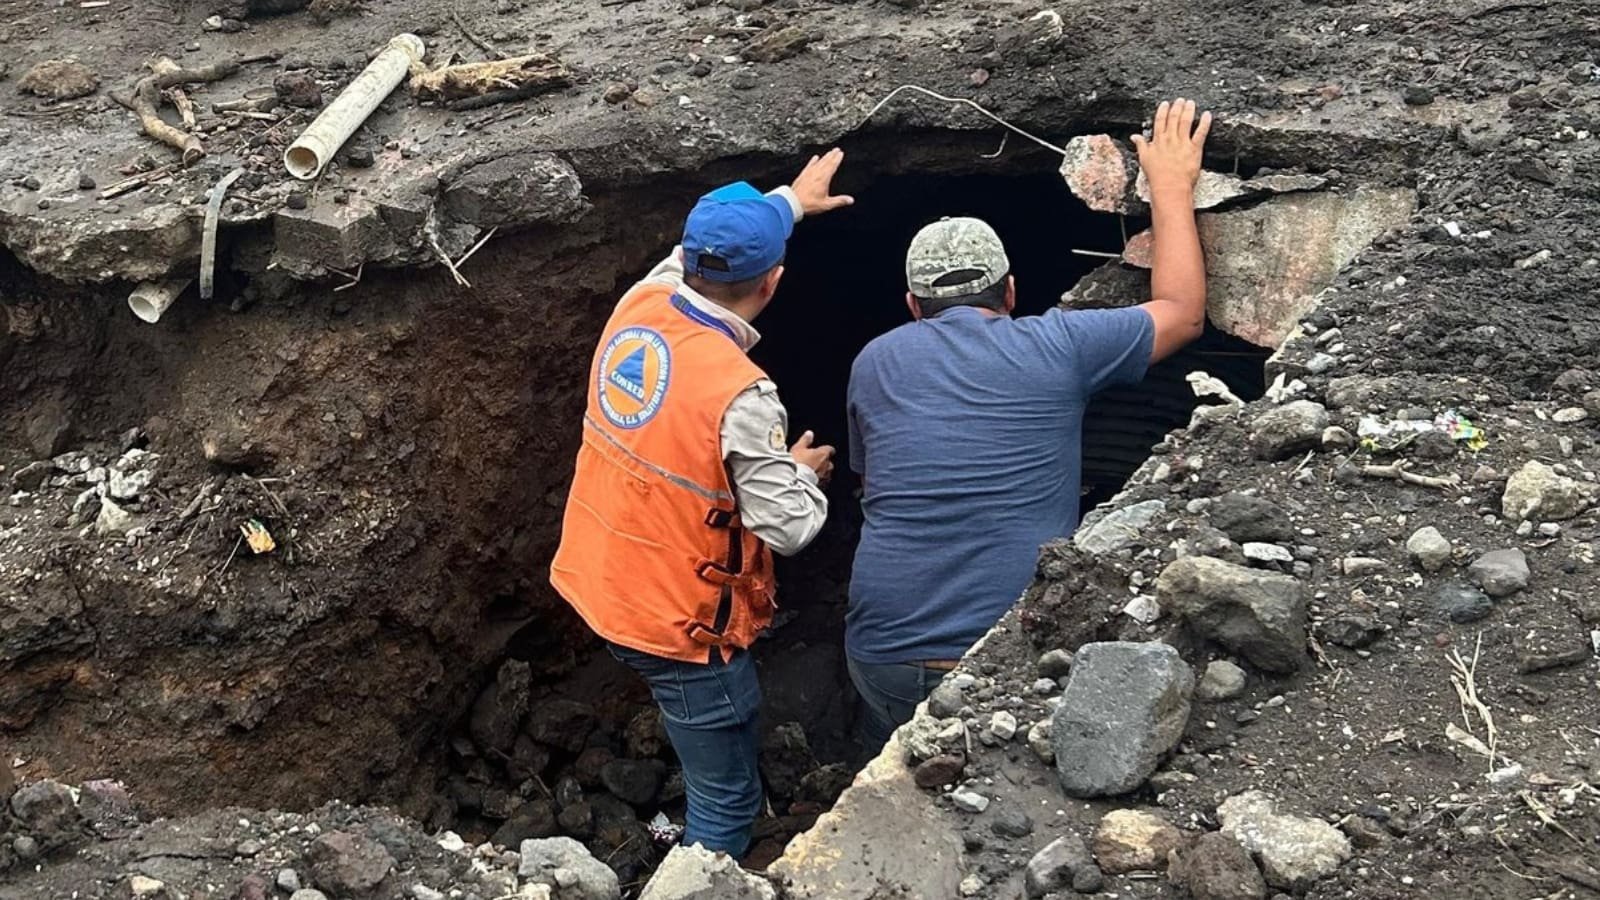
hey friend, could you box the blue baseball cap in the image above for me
[681,182,794,282]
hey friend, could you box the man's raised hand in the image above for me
[791,148,855,217]
[1131,98,1212,200]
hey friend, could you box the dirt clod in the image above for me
[18,59,98,100]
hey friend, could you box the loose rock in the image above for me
[1052,641,1195,797]
[950,785,989,813]
[470,658,531,755]
[1196,660,1247,701]
[1075,499,1165,555]
[1207,494,1294,543]
[274,70,324,108]
[988,710,1017,741]
[1406,526,1451,572]
[526,700,597,754]
[9,780,81,836]
[1217,791,1351,891]
[990,807,1034,838]
[1468,548,1529,597]
[1436,584,1493,623]
[1157,556,1308,672]
[1502,460,1592,521]
[1026,719,1054,764]
[19,59,100,100]
[926,682,964,718]
[913,754,965,789]
[639,843,777,899]
[1168,832,1267,900]
[307,832,395,895]
[1023,835,1095,898]
[1038,649,1074,678]
[519,837,621,899]
[1092,809,1186,874]
[1249,401,1329,460]
[600,759,662,807]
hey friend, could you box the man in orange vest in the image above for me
[551,150,853,856]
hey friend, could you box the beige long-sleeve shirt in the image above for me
[625,187,828,557]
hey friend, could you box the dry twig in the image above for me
[1447,632,1500,774]
[451,8,508,60]
[1519,792,1583,845]
[431,235,471,288]
[1361,460,1460,489]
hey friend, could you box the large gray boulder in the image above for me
[519,837,621,900]
[1156,556,1307,672]
[640,844,777,900]
[1052,642,1194,797]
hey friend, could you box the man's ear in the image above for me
[1003,275,1017,315]
[905,292,922,321]
[762,265,785,301]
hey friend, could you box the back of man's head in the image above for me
[682,182,794,306]
[904,217,1012,317]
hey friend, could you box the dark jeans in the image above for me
[847,656,949,757]
[607,643,763,857]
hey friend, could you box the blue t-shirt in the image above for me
[845,305,1155,664]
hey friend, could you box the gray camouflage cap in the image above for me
[905,217,1010,300]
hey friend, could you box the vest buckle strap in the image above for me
[685,622,726,645]
[704,508,735,528]
[694,559,738,586]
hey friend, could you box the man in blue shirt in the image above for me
[845,99,1214,752]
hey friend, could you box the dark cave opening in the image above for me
[454,165,1269,885]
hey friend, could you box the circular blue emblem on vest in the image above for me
[597,327,671,429]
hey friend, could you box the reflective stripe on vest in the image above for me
[549,283,777,664]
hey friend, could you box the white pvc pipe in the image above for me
[128,279,193,324]
[284,33,424,180]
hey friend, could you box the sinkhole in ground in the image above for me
[442,163,1269,886]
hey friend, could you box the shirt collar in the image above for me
[675,283,761,352]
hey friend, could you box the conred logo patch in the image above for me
[597,327,671,429]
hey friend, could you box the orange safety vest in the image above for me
[550,283,776,663]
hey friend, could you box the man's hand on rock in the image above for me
[791,148,854,217]
[1132,98,1212,201]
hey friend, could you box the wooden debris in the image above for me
[97,164,178,200]
[117,57,240,164]
[411,53,571,106]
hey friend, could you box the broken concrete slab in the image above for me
[1058,136,1144,214]
[1069,186,1416,348]
[1197,187,1415,346]
[768,728,963,899]
[440,152,588,228]
[270,201,385,277]
[640,844,777,899]
[0,203,200,285]
[1061,135,1330,216]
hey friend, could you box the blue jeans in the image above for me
[607,643,763,857]
[847,657,948,757]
